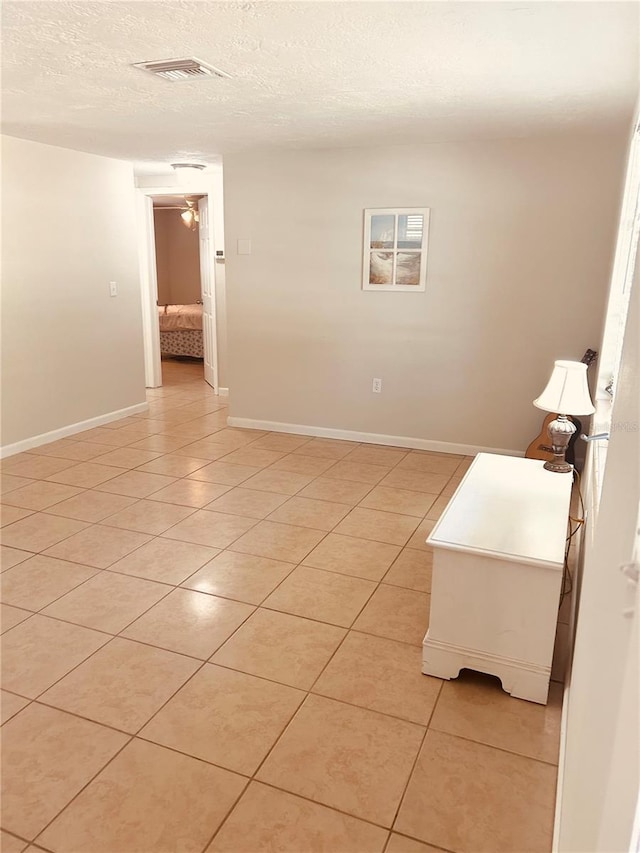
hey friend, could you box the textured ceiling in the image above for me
[2,0,638,173]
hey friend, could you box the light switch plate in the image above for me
[237,239,252,255]
[109,281,118,297]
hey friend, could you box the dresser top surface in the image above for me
[427,453,573,568]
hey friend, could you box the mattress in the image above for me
[160,329,203,359]
[157,303,203,332]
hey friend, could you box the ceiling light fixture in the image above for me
[170,162,207,188]
[171,163,206,174]
[180,200,200,231]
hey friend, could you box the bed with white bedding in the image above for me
[157,304,203,358]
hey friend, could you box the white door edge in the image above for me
[136,192,162,388]
[198,195,218,391]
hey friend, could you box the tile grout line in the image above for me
[30,732,136,847]
[166,430,434,849]
[389,679,444,834]
[420,724,563,768]
[6,569,186,716]
[1,422,454,547]
[18,486,256,843]
[3,372,529,851]
[2,428,438,732]
[196,466,435,851]
[2,419,440,708]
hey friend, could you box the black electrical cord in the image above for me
[559,468,586,607]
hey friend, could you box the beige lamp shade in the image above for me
[533,360,595,415]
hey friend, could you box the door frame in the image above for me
[553,114,640,852]
[197,196,218,390]
[136,184,218,390]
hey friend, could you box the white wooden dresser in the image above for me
[422,452,572,704]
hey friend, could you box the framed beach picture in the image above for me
[362,208,430,292]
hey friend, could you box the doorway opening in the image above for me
[137,186,218,392]
[154,194,205,385]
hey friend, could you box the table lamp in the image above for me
[533,360,595,473]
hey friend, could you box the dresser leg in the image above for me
[421,633,462,681]
[504,672,551,705]
[422,632,551,704]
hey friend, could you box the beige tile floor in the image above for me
[0,358,564,853]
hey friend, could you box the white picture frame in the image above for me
[362,207,430,292]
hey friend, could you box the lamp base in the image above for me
[543,458,573,474]
[542,414,575,474]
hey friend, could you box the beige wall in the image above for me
[153,209,170,304]
[1,134,146,449]
[153,208,201,305]
[224,135,625,451]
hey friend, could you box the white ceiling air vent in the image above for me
[132,58,231,81]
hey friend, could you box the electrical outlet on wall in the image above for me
[372,378,382,393]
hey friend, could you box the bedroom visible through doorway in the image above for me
[153,194,205,382]
[137,185,218,393]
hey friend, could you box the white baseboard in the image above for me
[226,416,524,457]
[217,387,229,397]
[0,401,150,459]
